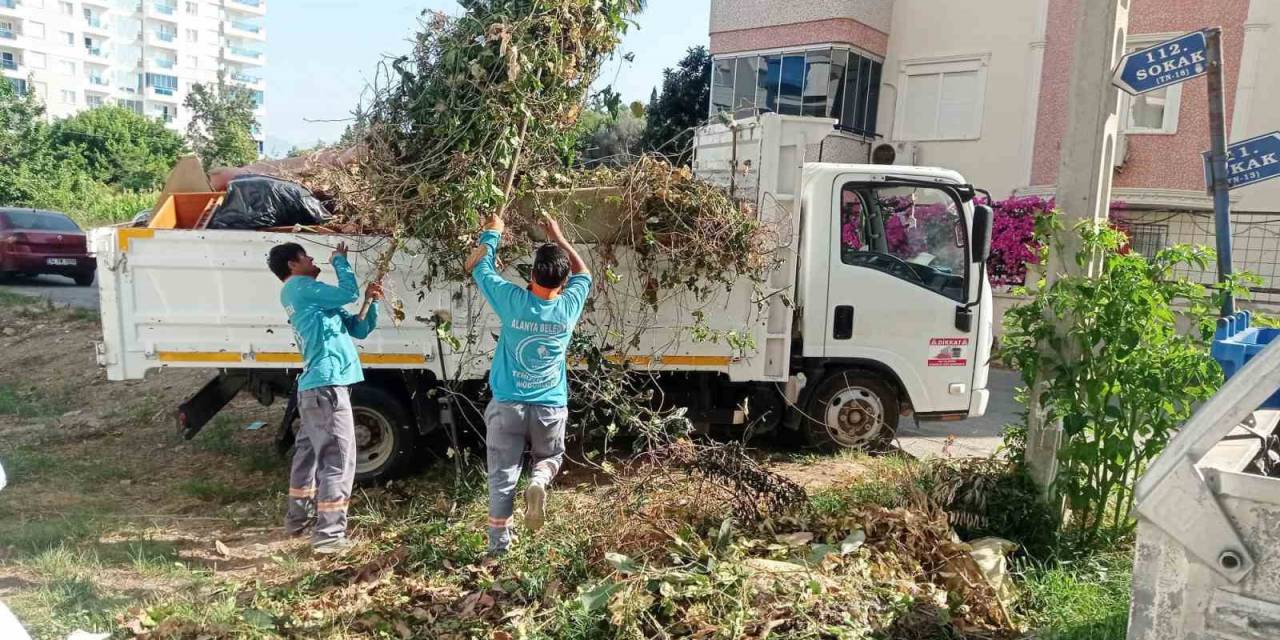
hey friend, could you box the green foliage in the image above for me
[49,106,186,191]
[1018,553,1132,640]
[1002,215,1226,540]
[0,78,163,226]
[185,72,260,169]
[640,46,711,163]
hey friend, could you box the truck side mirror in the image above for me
[971,204,993,264]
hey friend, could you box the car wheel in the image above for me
[803,370,899,451]
[73,272,95,287]
[287,383,422,485]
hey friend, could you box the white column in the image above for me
[1018,0,1052,192]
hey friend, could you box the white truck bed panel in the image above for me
[92,227,778,383]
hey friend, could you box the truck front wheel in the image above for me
[804,370,899,450]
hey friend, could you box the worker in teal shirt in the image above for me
[268,241,382,555]
[467,212,592,556]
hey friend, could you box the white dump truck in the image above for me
[91,114,995,482]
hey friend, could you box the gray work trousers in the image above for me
[285,385,356,545]
[485,400,568,552]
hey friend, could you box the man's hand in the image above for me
[364,282,384,302]
[537,213,567,245]
[333,241,349,261]
[465,245,488,272]
[483,214,505,234]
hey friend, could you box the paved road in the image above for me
[896,367,1021,459]
[0,274,99,310]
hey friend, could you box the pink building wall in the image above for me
[710,17,889,57]
[1030,0,1251,192]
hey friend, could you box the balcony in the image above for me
[85,46,106,58]
[153,2,176,16]
[0,0,18,15]
[225,19,265,40]
[230,71,261,86]
[0,27,15,40]
[154,57,175,69]
[87,74,110,87]
[149,86,178,101]
[227,0,266,16]
[223,45,265,66]
[84,15,111,35]
[1,58,18,72]
[149,30,179,49]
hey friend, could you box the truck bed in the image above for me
[91,226,783,383]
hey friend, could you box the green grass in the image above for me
[0,290,31,306]
[0,383,72,419]
[191,414,286,473]
[1019,552,1133,640]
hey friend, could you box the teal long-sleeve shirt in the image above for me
[280,254,378,392]
[471,230,591,407]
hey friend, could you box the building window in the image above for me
[63,31,75,46]
[710,46,882,137]
[1119,40,1183,135]
[185,28,197,42]
[59,1,72,16]
[61,89,76,104]
[86,95,105,107]
[895,54,989,142]
[145,72,178,95]
[185,2,198,15]
[186,55,198,68]
[120,99,143,114]
[8,77,27,95]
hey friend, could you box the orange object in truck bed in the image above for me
[148,192,224,230]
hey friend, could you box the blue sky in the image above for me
[260,1,711,156]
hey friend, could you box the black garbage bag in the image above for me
[207,175,330,230]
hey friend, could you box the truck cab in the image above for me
[694,114,993,449]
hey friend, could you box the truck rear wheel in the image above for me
[804,370,899,450]
[289,383,421,485]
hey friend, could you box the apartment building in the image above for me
[709,0,1280,302]
[0,0,266,152]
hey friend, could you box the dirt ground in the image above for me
[0,296,884,638]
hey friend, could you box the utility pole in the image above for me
[1205,28,1236,316]
[1025,0,1129,496]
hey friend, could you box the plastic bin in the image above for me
[1210,310,1280,409]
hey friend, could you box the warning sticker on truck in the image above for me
[928,337,969,367]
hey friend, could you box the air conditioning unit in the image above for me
[871,140,920,166]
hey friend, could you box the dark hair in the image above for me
[532,243,570,289]
[268,243,306,282]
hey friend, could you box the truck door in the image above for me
[822,179,979,416]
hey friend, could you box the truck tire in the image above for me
[803,370,899,451]
[349,384,421,484]
[288,383,421,485]
[73,272,95,287]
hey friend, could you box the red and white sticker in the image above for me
[928,337,969,367]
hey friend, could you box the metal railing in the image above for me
[154,57,174,69]
[154,2,176,15]
[89,75,109,85]
[0,0,18,10]
[85,15,103,28]
[1,58,17,71]
[86,47,105,57]
[0,28,15,40]
[228,46,261,59]
[152,86,174,96]
[156,30,176,42]
[230,20,261,33]
[232,0,261,7]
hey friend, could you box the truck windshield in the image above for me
[839,184,967,302]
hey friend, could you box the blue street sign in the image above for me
[1113,31,1208,95]
[1203,132,1280,191]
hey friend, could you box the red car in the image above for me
[0,208,97,286]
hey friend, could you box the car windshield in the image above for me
[2,211,81,232]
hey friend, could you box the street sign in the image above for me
[1113,31,1208,95]
[1203,132,1280,191]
